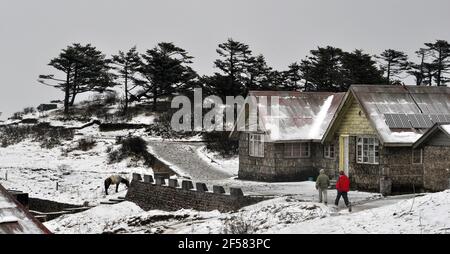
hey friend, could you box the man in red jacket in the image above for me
[335,170,352,212]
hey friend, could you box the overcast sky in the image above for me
[1,0,450,120]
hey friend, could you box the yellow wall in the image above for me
[336,96,376,135]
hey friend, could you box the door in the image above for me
[339,135,350,176]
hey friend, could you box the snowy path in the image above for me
[147,140,233,181]
[146,140,381,202]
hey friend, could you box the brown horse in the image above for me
[104,175,130,195]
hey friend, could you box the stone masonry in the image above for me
[125,176,265,212]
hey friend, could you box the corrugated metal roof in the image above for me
[350,85,450,145]
[0,184,50,234]
[242,91,345,142]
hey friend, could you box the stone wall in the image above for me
[347,136,383,191]
[125,176,265,212]
[347,137,424,193]
[238,133,321,181]
[382,147,423,193]
[423,146,450,191]
[29,198,81,213]
[313,137,340,179]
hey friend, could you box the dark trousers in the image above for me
[335,191,350,207]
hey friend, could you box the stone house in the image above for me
[412,124,450,192]
[232,91,345,182]
[232,85,450,193]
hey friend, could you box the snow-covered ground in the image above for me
[45,197,331,234]
[43,190,450,234]
[196,146,239,176]
[44,190,450,234]
[277,190,450,234]
[0,135,152,205]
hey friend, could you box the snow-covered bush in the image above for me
[0,123,74,148]
[23,107,36,115]
[108,136,150,165]
[202,131,238,157]
[76,137,97,151]
[221,213,256,234]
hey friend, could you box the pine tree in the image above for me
[38,43,114,114]
[407,48,430,86]
[138,42,197,111]
[298,59,314,91]
[282,62,303,90]
[68,44,114,106]
[112,47,143,114]
[341,49,385,89]
[424,40,450,86]
[306,46,345,91]
[244,54,274,92]
[376,49,409,85]
[214,38,252,95]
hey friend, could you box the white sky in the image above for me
[1,0,450,119]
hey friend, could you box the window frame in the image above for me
[324,144,335,159]
[284,142,311,158]
[412,148,423,164]
[249,133,265,158]
[356,136,380,165]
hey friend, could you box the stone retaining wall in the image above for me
[125,174,265,212]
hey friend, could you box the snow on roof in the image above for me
[440,124,450,135]
[0,184,50,234]
[246,91,345,142]
[350,85,450,145]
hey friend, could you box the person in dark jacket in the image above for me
[335,170,352,212]
[315,169,330,204]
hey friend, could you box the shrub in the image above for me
[11,112,23,120]
[108,136,150,165]
[121,136,147,155]
[23,107,36,115]
[221,214,255,234]
[203,131,238,157]
[0,124,74,149]
[1,139,8,148]
[76,138,96,151]
[103,91,118,105]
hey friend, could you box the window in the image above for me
[356,137,379,164]
[412,149,423,164]
[284,143,310,158]
[249,134,264,157]
[324,144,335,159]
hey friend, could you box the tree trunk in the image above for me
[230,52,235,91]
[387,61,391,85]
[70,87,77,106]
[152,85,157,111]
[417,53,425,86]
[70,66,78,106]
[64,69,71,115]
[437,48,442,86]
[124,65,129,115]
